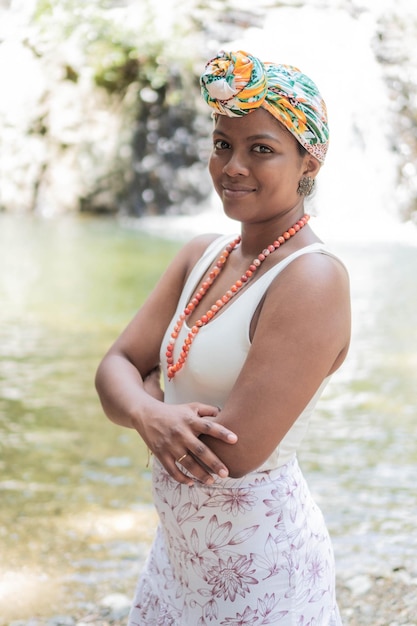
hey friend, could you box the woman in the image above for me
[95,50,350,625]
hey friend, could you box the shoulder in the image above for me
[184,233,225,257]
[263,248,351,328]
[275,247,349,294]
[253,247,351,373]
[178,233,229,278]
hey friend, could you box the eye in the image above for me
[253,144,273,154]
[213,139,230,150]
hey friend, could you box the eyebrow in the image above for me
[247,133,280,142]
[212,129,281,143]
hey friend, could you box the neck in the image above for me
[238,209,310,257]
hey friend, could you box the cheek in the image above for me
[208,153,220,183]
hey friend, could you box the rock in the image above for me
[47,617,75,626]
[99,593,131,611]
[344,573,373,596]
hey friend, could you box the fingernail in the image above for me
[218,468,228,478]
[227,433,238,442]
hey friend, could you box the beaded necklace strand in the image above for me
[166,214,310,380]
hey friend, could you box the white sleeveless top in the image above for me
[160,235,333,471]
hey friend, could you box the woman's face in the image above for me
[209,108,314,225]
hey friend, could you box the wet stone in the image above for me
[47,618,75,626]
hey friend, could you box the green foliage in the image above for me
[29,0,206,215]
[33,0,196,97]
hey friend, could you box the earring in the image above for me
[297,176,315,196]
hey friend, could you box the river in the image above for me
[1,0,417,621]
[0,212,416,622]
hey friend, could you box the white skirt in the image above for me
[128,455,342,625]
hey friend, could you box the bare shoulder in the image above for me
[250,248,351,377]
[274,250,350,326]
[178,233,226,278]
[275,248,350,297]
[184,232,223,258]
[254,247,351,333]
[261,248,351,351]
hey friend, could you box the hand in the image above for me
[139,402,238,486]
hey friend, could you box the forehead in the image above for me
[213,108,296,145]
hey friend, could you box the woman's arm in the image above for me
[200,252,351,478]
[95,234,238,486]
[143,365,164,402]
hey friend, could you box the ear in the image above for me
[303,155,321,179]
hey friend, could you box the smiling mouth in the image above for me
[222,186,255,196]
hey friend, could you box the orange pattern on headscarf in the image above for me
[200,50,329,163]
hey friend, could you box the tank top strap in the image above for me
[256,242,329,287]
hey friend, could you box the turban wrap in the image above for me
[200,50,329,163]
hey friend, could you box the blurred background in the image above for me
[0,0,416,624]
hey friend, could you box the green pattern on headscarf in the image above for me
[200,50,329,163]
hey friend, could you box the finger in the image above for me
[191,406,238,444]
[175,451,215,485]
[157,449,214,487]
[177,452,214,485]
[186,420,238,478]
[176,452,189,465]
[163,457,195,486]
[198,418,238,444]
[187,438,231,479]
[192,402,219,418]
[171,454,216,486]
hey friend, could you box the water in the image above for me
[0,215,176,621]
[1,1,417,618]
[0,213,416,622]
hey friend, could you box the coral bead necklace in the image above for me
[166,214,310,380]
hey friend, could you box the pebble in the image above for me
[99,593,131,612]
[344,573,373,596]
[7,570,417,626]
[336,569,417,626]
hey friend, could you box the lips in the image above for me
[222,184,255,197]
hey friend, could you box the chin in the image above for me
[222,207,247,223]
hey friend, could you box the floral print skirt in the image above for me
[128,455,342,625]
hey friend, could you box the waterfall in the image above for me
[138,2,417,245]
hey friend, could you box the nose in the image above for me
[222,150,249,177]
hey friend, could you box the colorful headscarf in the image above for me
[200,50,329,163]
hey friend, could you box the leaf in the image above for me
[171,483,182,508]
[190,528,199,552]
[205,514,232,549]
[176,502,193,523]
[228,525,259,546]
[308,589,327,602]
[197,588,213,597]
